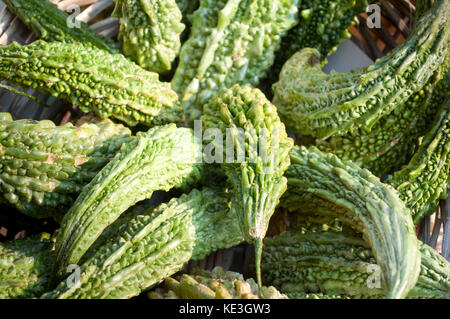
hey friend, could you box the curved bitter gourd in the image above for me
[269,0,368,84]
[387,100,450,224]
[51,124,204,285]
[2,0,118,54]
[281,146,421,299]
[262,230,450,299]
[0,41,182,127]
[112,0,185,73]
[0,113,132,219]
[201,85,293,286]
[148,266,288,299]
[272,0,448,138]
[43,187,243,299]
[171,0,299,124]
[0,233,53,299]
[315,57,449,177]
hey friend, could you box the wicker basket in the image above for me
[0,0,448,282]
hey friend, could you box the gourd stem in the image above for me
[254,238,263,288]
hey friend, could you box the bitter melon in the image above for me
[281,146,421,298]
[272,0,448,138]
[2,0,118,54]
[51,124,204,284]
[262,230,450,299]
[0,41,182,127]
[315,57,449,177]
[201,85,293,286]
[148,266,288,299]
[387,100,450,224]
[0,233,53,299]
[0,113,132,219]
[112,0,185,73]
[269,0,368,85]
[171,0,299,124]
[43,187,243,299]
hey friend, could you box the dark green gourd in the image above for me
[172,0,299,124]
[43,187,243,299]
[282,146,421,298]
[315,57,449,176]
[51,124,204,284]
[113,0,185,73]
[0,41,182,127]
[262,230,450,299]
[2,0,118,53]
[387,100,450,224]
[268,0,368,85]
[272,0,448,138]
[201,85,293,286]
[0,233,53,299]
[0,113,132,219]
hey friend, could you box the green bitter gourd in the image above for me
[281,145,421,298]
[0,113,132,219]
[51,124,204,284]
[386,100,450,224]
[262,230,450,299]
[112,0,185,73]
[0,233,53,299]
[272,0,448,138]
[171,0,299,124]
[0,41,182,127]
[268,0,368,85]
[43,187,243,299]
[315,56,449,177]
[2,0,118,54]
[201,84,293,286]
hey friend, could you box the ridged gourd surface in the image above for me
[282,145,421,298]
[272,0,448,138]
[0,113,132,219]
[0,41,182,127]
[113,0,185,73]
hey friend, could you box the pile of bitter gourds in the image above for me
[0,0,448,299]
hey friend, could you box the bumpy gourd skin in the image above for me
[113,0,185,73]
[2,0,118,54]
[387,100,450,224]
[0,41,182,127]
[171,0,299,124]
[272,0,448,138]
[0,233,53,299]
[43,187,243,299]
[201,85,293,286]
[51,124,204,285]
[281,146,421,299]
[0,113,132,219]
[148,266,288,299]
[315,58,449,177]
[262,230,450,299]
[268,0,367,85]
